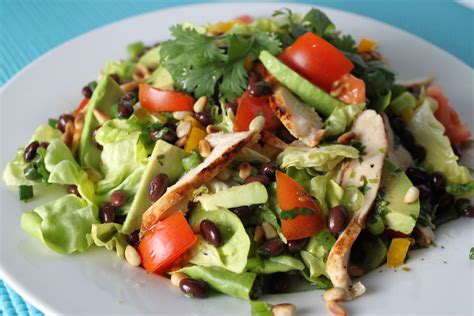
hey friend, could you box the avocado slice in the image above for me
[146,66,174,90]
[121,140,186,234]
[79,76,124,169]
[378,159,420,234]
[259,50,344,118]
[197,182,268,211]
[138,46,161,69]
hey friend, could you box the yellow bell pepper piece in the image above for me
[184,127,206,153]
[387,238,411,268]
[401,108,415,123]
[357,38,378,53]
[207,20,242,34]
[183,115,205,131]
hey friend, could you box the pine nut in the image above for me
[249,116,265,133]
[323,287,346,302]
[239,162,251,180]
[261,221,278,240]
[173,111,193,120]
[254,225,264,243]
[206,124,221,134]
[216,168,230,181]
[193,96,207,113]
[175,136,187,148]
[326,301,347,316]
[337,131,356,145]
[404,186,420,204]
[170,272,188,287]
[272,303,296,316]
[93,108,110,125]
[198,139,211,158]
[176,121,192,138]
[125,245,142,267]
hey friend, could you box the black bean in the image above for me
[194,112,213,126]
[454,198,470,212]
[452,144,462,158]
[39,142,49,149]
[92,126,103,149]
[225,101,238,115]
[109,190,128,208]
[260,238,285,257]
[245,174,271,186]
[462,205,474,218]
[410,145,427,163]
[200,219,223,247]
[390,116,406,134]
[57,114,74,133]
[270,273,289,293]
[100,202,116,223]
[287,238,308,254]
[179,278,209,298]
[122,92,136,102]
[248,73,273,97]
[276,127,296,144]
[259,162,276,180]
[126,230,140,246]
[114,215,126,225]
[23,141,39,162]
[416,184,431,200]
[400,131,416,149]
[328,205,349,234]
[430,172,446,193]
[149,173,169,202]
[82,85,93,99]
[230,206,253,219]
[406,167,430,185]
[118,101,134,119]
[437,193,455,212]
[67,184,81,197]
[109,74,120,83]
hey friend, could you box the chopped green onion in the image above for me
[48,118,58,128]
[19,185,34,201]
[366,213,385,235]
[182,150,203,171]
[23,164,42,181]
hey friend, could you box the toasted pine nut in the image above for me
[170,272,188,287]
[216,168,230,181]
[120,81,139,93]
[206,124,221,134]
[350,281,366,298]
[239,162,251,180]
[249,116,265,133]
[71,112,85,152]
[326,301,347,316]
[404,186,420,204]
[175,136,187,148]
[254,225,264,243]
[62,121,75,148]
[93,108,110,125]
[337,131,356,145]
[125,245,141,267]
[323,287,346,302]
[272,303,296,316]
[348,265,364,277]
[198,139,211,158]
[261,221,278,240]
[193,96,207,113]
[176,121,192,138]
[133,63,151,82]
[173,111,193,120]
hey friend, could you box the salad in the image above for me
[3,8,473,316]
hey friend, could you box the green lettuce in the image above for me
[300,230,335,284]
[21,195,98,254]
[246,255,304,274]
[188,207,250,273]
[277,144,358,172]
[177,266,258,300]
[446,181,474,198]
[407,100,472,184]
[102,60,136,81]
[94,116,143,146]
[86,223,128,258]
[308,175,329,214]
[324,104,363,137]
[250,300,273,316]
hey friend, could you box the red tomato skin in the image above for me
[139,85,195,112]
[279,32,354,92]
[234,91,281,132]
[234,15,253,24]
[74,98,89,115]
[331,74,366,105]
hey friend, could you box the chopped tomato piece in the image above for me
[276,171,324,240]
[279,32,354,92]
[427,85,471,144]
[330,73,366,105]
[234,91,281,132]
[74,98,89,115]
[138,212,197,274]
[234,15,253,24]
[139,84,195,112]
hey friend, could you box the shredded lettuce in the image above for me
[246,255,304,274]
[86,223,128,258]
[300,230,335,284]
[446,181,474,198]
[102,60,136,81]
[324,104,363,137]
[250,300,273,316]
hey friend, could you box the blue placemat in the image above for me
[0,1,472,315]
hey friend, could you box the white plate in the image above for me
[1,3,473,315]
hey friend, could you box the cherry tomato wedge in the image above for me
[427,85,471,144]
[234,91,281,132]
[139,84,195,112]
[138,212,197,274]
[330,73,366,105]
[74,98,89,116]
[234,15,253,24]
[276,171,324,240]
[279,32,354,92]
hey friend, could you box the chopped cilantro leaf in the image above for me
[279,207,314,220]
[48,118,58,128]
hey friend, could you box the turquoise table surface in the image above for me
[0,0,472,314]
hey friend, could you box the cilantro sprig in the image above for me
[160,25,281,100]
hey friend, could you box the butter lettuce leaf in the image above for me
[87,223,128,258]
[300,230,335,284]
[324,104,363,137]
[246,255,304,274]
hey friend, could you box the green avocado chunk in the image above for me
[378,159,420,234]
[146,66,174,90]
[197,182,268,211]
[79,76,124,169]
[259,50,344,117]
[121,140,185,234]
[138,46,161,69]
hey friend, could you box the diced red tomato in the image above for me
[234,91,281,132]
[427,85,471,144]
[279,32,354,92]
[139,84,195,112]
[74,98,89,115]
[330,73,366,105]
[276,171,324,240]
[234,15,253,24]
[138,212,197,275]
